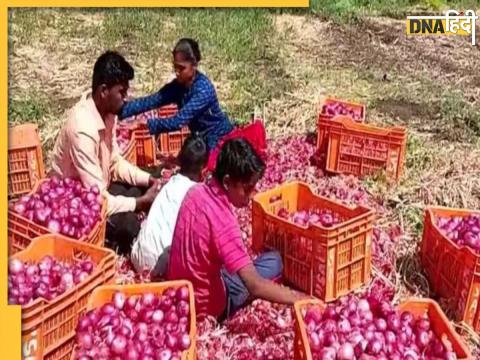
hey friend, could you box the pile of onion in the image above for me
[303,295,458,359]
[10,177,103,239]
[74,287,191,360]
[436,215,480,253]
[277,208,343,228]
[117,125,133,153]
[8,256,95,305]
[322,102,363,122]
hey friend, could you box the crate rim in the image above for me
[8,178,108,243]
[295,297,473,360]
[320,115,407,136]
[253,180,376,232]
[426,206,480,258]
[10,233,116,315]
[84,280,196,360]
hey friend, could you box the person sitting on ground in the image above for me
[131,134,208,278]
[49,50,161,255]
[118,38,267,173]
[167,138,302,320]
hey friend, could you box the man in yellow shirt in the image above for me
[50,50,160,254]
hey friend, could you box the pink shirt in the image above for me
[167,179,252,318]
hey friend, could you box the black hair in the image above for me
[173,38,202,64]
[213,138,265,184]
[92,50,134,93]
[178,134,208,175]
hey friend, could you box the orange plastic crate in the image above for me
[252,181,375,302]
[12,234,116,360]
[421,206,480,332]
[121,135,137,164]
[8,179,108,255]
[155,104,191,158]
[71,281,197,360]
[321,116,407,181]
[8,123,45,198]
[293,298,472,360]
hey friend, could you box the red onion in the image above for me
[303,295,459,359]
[9,256,95,305]
[11,177,103,240]
[277,208,344,228]
[74,289,192,359]
[116,125,133,153]
[436,214,480,253]
[322,101,363,122]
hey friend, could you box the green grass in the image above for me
[440,92,480,139]
[102,8,291,120]
[8,94,51,126]
[307,0,480,22]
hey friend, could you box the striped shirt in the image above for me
[119,72,234,150]
[167,179,252,318]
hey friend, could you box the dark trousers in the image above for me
[105,166,162,255]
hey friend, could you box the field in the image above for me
[8,2,480,357]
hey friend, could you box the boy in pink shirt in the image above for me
[167,138,301,319]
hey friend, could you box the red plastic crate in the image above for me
[252,181,375,302]
[421,206,480,332]
[293,298,472,360]
[8,123,45,198]
[71,281,197,360]
[12,234,116,360]
[8,179,108,255]
[321,115,407,181]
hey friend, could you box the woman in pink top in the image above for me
[167,138,302,319]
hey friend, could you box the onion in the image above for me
[9,259,23,274]
[111,334,127,355]
[113,291,126,310]
[11,177,103,240]
[8,256,96,306]
[73,289,192,358]
[303,295,458,359]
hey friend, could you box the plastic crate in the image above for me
[8,123,45,198]
[12,234,116,360]
[71,281,197,360]
[121,136,137,164]
[421,206,480,332]
[321,115,407,181]
[8,179,108,255]
[293,298,472,360]
[133,126,157,168]
[252,181,375,302]
[155,104,191,158]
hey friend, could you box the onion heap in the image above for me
[303,295,458,360]
[74,287,192,360]
[10,177,103,240]
[8,256,95,306]
[117,125,134,153]
[436,215,480,253]
[322,102,363,122]
[277,208,343,228]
